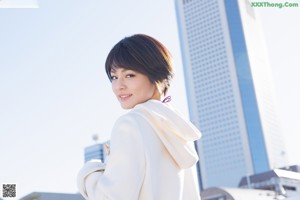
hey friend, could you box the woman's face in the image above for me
[110,68,160,109]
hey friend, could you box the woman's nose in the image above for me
[114,78,126,90]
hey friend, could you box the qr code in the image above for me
[2,184,16,198]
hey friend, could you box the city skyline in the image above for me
[0,0,299,199]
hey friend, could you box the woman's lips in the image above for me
[118,94,132,101]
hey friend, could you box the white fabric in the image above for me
[77,99,201,200]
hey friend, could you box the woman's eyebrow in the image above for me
[110,68,117,73]
[111,68,131,73]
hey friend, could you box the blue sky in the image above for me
[0,0,299,198]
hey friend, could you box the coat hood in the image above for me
[133,100,201,169]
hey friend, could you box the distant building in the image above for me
[201,165,300,199]
[239,165,300,198]
[201,187,278,200]
[20,192,84,200]
[84,142,109,163]
[201,187,300,200]
[175,0,287,189]
[280,165,300,173]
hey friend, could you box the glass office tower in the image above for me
[175,0,287,190]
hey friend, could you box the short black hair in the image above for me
[105,34,174,96]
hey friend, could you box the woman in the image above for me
[77,34,201,200]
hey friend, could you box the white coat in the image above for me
[77,99,201,200]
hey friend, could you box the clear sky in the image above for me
[0,0,299,199]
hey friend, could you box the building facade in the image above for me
[20,192,84,200]
[175,0,287,190]
[84,142,109,163]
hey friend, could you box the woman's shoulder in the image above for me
[110,111,148,144]
[113,110,145,130]
[112,100,167,131]
[117,110,143,121]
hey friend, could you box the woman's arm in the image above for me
[77,114,146,200]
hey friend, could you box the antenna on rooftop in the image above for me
[92,133,99,143]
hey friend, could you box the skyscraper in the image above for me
[175,0,287,190]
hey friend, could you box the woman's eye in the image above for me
[126,74,135,78]
[111,76,117,80]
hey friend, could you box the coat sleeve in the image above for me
[77,114,146,200]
